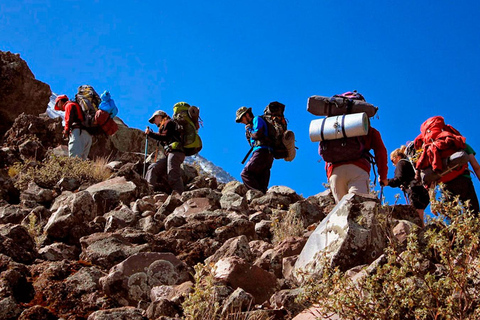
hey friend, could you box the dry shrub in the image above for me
[10,155,112,189]
[296,190,480,320]
[182,263,274,320]
[271,208,304,245]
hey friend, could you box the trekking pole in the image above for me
[241,146,254,164]
[143,127,149,178]
[379,186,384,204]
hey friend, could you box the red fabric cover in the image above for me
[94,110,118,136]
[414,116,466,183]
[325,126,388,181]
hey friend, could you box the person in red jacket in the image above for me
[324,126,388,203]
[54,94,92,160]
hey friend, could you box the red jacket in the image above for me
[414,131,466,172]
[325,127,388,181]
[64,101,84,133]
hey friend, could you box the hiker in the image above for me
[236,106,274,194]
[413,116,479,214]
[144,110,185,194]
[54,94,92,160]
[442,143,480,214]
[388,146,430,226]
[326,124,388,203]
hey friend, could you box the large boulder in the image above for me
[294,193,388,281]
[79,232,151,270]
[213,256,278,305]
[0,51,51,137]
[3,114,64,157]
[86,176,138,211]
[99,252,190,306]
[0,224,37,264]
[44,191,97,244]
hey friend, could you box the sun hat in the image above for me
[235,106,252,123]
[149,110,168,124]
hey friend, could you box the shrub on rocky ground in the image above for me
[9,155,112,189]
[296,192,480,320]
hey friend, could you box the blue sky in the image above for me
[1,0,480,208]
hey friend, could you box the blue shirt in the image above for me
[247,116,272,153]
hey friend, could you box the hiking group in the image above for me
[54,86,480,224]
[54,85,118,159]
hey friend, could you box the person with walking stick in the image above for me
[144,110,185,194]
[236,106,274,194]
[386,146,429,227]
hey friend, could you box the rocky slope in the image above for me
[0,51,424,320]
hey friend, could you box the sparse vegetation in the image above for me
[183,263,222,320]
[182,263,274,320]
[296,191,480,320]
[271,208,304,244]
[9,155,112,189]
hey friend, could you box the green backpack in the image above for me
[172,102,202,156]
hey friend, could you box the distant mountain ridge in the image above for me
[46,93,236,184]
[184,153,236,184]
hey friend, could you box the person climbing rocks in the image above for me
[54,94,92,160]
[144,110,185,194]
[236,106,274,194]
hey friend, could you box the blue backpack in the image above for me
[98,91,118,118]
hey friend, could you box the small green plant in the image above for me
[296,193,480,320]
[182,263,222,320]
[26,213,46,246]
[10,156,112,190]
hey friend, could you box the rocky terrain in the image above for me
[0,51,423,320]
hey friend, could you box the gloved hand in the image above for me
[379,177,388,187]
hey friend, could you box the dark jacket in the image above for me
[388,159,416,189]
[148,119,183,152]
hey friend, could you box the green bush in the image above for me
[10,156,111,190]
[297,191,480,320]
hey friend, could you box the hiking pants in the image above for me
[241,149,274,194]
[145,151,185,194]
[444,175,480,214]
[329,164,370,203]
[68,128,92,160]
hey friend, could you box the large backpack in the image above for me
[413,116,468,184]
[75,85,102,134]
[172,102,202,156]
[317,91,373,164]
[260,101,297,161]
[319,135,368,164]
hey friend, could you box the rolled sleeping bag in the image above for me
[309,112,369,142]
[307,95,378,117]
[283,130,296,162]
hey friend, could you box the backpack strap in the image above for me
[341,114,348,138]
[320,116,327,141]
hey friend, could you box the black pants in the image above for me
[407,186,430,210]
[241,149,274,194]
[444,175,480,214]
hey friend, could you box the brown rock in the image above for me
[213,256,278,304]
[99,252,190,306]
[0,51,51,137]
